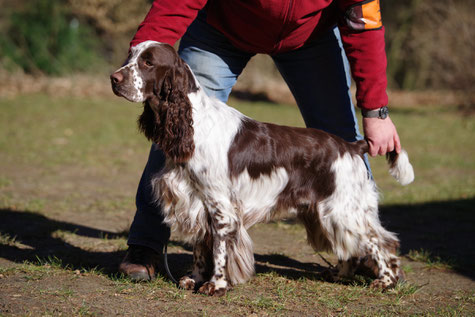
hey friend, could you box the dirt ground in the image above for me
[0,164,474,316]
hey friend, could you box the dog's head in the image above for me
[110,41,197,163]
[110,41,197,103]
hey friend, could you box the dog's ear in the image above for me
[151,46,197,101]
[171,56,198,94]
[138,53,195,163]
[138,98,160,144]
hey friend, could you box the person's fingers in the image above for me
[394,131,402,153]
[368,140,378,157]
[387,139,395,153]
[363,116,403,156]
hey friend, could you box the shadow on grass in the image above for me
[0,197,474,281]
[380,198,475,279]
[0,208,129,274]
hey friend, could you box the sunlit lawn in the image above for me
[1,94,474,207]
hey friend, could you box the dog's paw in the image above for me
[320,268,338,282]
[179,276,196,290]
[197,282,226,297]
[369,276,395,291]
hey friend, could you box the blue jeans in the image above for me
[127,13,366,253]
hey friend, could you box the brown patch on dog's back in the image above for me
[228,118,367,211]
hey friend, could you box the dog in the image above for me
[111,41,414,296]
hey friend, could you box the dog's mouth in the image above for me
[111,82,138,102]
[111,80,125,97]
[111,81,123,97]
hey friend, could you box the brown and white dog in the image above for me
[111,41,414,296]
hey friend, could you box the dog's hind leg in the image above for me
[323,212,403,289]
[361,235,404,289]
[321,220,402,289]
[315,153,403,289]
[298,204,333,254]
[318,205,403,289]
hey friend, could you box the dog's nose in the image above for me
[110,72,124,84]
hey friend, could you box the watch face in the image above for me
[380,107,389,119]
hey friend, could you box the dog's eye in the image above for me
[144,60,153,67]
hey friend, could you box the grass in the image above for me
[0,232,19,246]
[0,93,474,316]
[407,249,456,270]
[0,94,149,170]
[1,256,472,315]
[2,94,473,206]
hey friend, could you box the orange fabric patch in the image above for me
[361,0,382,30]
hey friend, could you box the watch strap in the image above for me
[362,106,389,119]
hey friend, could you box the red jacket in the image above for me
[131,0,388,110]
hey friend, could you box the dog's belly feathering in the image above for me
[232,167,291,228]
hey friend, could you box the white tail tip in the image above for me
[389,150,415,186]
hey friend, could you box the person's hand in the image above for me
[363,116,401,157]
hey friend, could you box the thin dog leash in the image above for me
[163,243,179,285]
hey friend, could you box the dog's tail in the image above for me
[355,140,414,185]
[386,150,415,185]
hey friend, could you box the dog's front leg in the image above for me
[179,233,213,290]
[198,209,237,297]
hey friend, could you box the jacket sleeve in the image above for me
[337,0,388,110]
[130,0,208,48]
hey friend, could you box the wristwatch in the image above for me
[362,106,389,119]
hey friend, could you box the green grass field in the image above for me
[0,93,474,315]
[2,94,473,204]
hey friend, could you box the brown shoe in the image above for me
[119,245,162,281]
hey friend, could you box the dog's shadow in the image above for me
[1,198,474,282]
[0,208,324,281]
[0,208,129,275]
[165,240,330,282]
